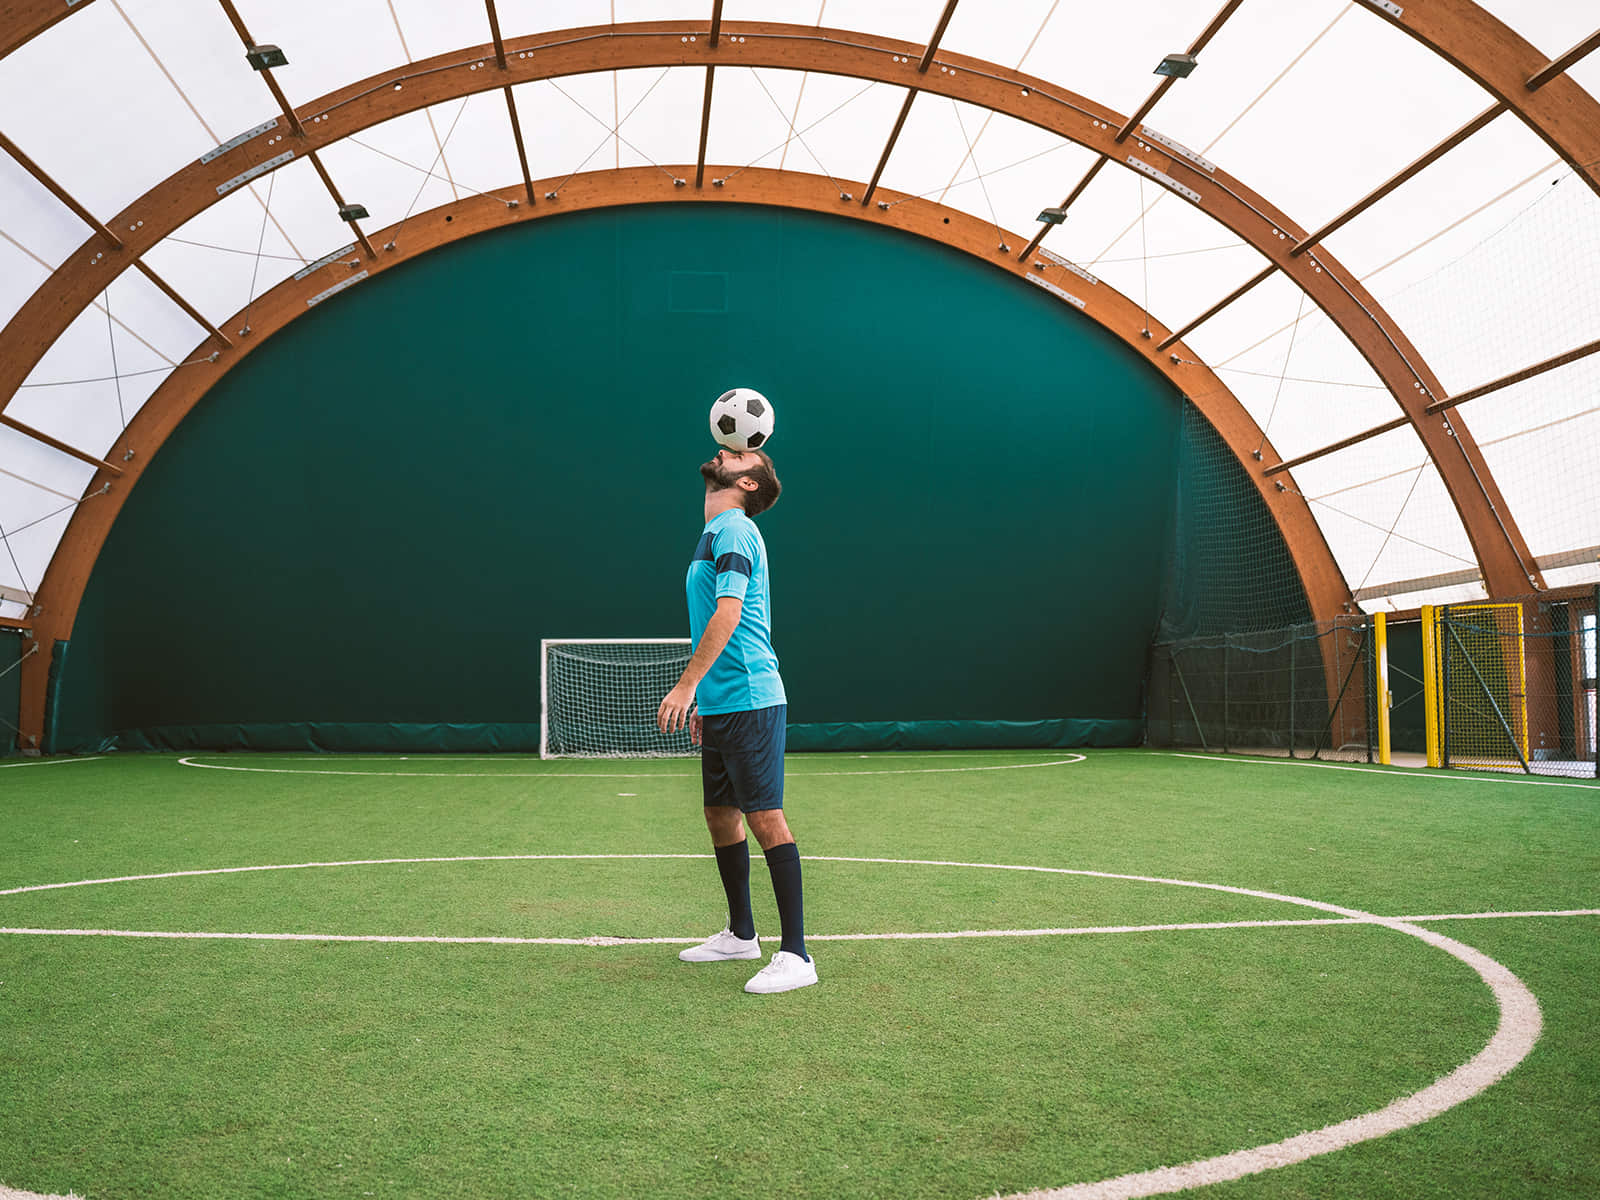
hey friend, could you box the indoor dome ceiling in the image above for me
[1,0,1596,627]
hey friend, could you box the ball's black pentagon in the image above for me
[718,414,738,435]
[746,398,765,418]
[747,431,766,448]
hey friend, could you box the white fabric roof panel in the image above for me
[0,0,1595,625]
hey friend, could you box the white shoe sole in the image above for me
[744,965,819,994]
[679,943,762,963]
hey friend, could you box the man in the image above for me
[657,446,817,995]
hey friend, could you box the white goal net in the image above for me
[540,638,696,759]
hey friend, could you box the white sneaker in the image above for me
[744,950,818,994]
[679,927,761,963]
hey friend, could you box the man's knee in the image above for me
[704,806,745,845]
[746,808,793,850]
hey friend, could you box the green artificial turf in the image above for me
[1,750,1596,1199]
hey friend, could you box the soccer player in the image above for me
[656,447,817,995]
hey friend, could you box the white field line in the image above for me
[0,853,709,897]
[0,756,104,770]
[174,755,1085,779]
[174,752,1042,762]
[0,851,1563,1200]
[2,910,1592,947]
[1165,752,1600,791]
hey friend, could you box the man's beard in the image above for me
[700,458,742,490]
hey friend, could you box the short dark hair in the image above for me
[740,450,782,516]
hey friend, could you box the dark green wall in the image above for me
[53,204,1195,753]
[1386,619,1428,754]
[1,631,19,755]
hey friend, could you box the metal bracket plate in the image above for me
[1027,274,1086,309]
[307,271,369,307]
[1039,249,1100,286]
[1126,157,1202,204]
[217,151,295,197]
[1140,128,1216,174]
[293,244,359,281]
[201,119,280,165]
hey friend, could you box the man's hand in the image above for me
[658,682,697,734]
[689,710,702,746]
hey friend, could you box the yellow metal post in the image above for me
[1421,605,1441,768]
[1375,612,1392,765]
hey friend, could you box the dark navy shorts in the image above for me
[700,703,787,813]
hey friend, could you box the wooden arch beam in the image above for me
[14,167,1354,749]
[1354,0,1600,198]
[0,19,1545,602]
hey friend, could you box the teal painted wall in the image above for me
[53,205,1203,752]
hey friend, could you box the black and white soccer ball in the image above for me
[709,387,775,452]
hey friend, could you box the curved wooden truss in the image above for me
[1,16,1572,598]
[12,167,1351,746]
[0,4,1594,747]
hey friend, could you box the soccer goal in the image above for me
[539,638,695,759]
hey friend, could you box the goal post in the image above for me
[539,638,695,759]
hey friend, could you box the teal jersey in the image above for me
[686,508,786,715]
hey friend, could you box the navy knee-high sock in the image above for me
[763,842,807,961]
[714,839,755,941]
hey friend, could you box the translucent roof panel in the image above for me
[0,1,233,218]
[1161,4,1494,235]
[878,98,1090,237]
[1363,152,1600,397]
[0,0,1596,634]
[1467,355,1600,567]
[807,1,945,47]
[1291,425,1481,603]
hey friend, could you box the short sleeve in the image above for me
[712,523,758,601]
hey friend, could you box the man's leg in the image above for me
[679,724,761,963]
[705,806,755,941]
[747,809,806,963]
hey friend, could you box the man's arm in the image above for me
[657,595,742,733]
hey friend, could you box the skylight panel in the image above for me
[0,0,217,219]
[230,0,403,113]
[813,0,945,48]
[385,0,498,65]
[940,0,1059,74]
[1335,126,1592,396]
[1465,357,1600,567]
[1289,425,1479,605]
[1018,0,1228,119]
[0,155,85,309]
[1180,3,1491,234]
[139,157,348,330]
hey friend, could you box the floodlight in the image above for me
[1036,206,1067,225]
[1154,53,1197,78]
[245,44,288,71]
[337,203,369,222]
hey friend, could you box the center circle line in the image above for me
[0,851,1544,1200]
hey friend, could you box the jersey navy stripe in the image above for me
[692,532,716,562]
[715,552,753,578]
